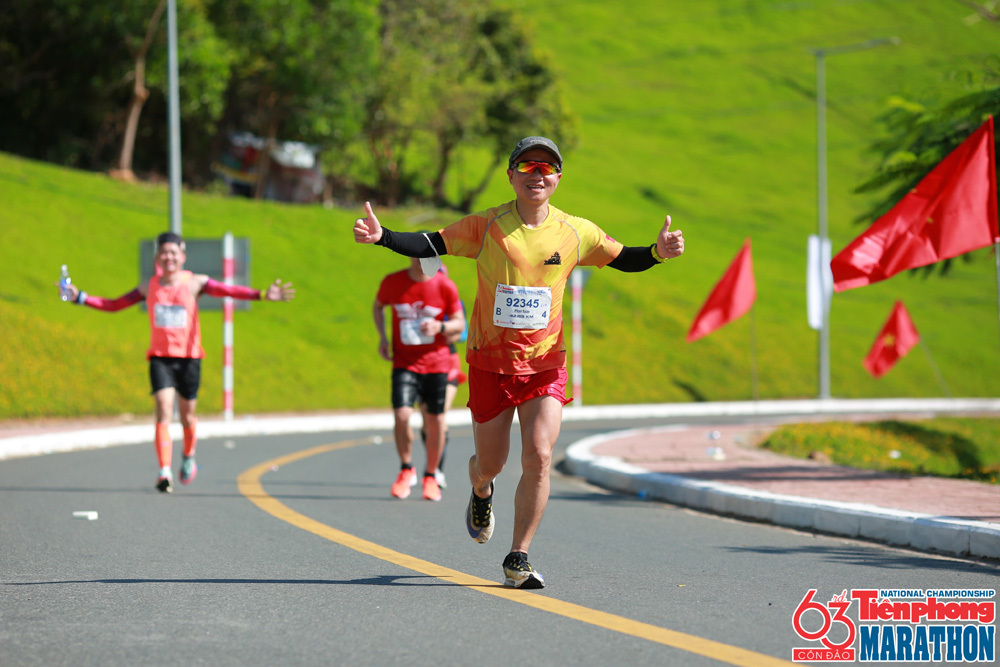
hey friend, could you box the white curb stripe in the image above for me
[563,425,1000,560]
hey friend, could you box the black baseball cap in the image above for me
[508,136,563,169]
[156,231,184,249]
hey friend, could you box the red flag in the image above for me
[831,116,998,292]
[687,239,756,342]
[863,301,920,378]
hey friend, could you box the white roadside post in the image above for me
[570,268,593,407]
[222,232,235,421]
[806,234,833,335]
[571,270,583,406]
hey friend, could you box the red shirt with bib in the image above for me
[377,270,460,374]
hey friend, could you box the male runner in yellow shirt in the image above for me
[354,136,685,588]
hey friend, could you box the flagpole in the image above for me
[918,339,951,397]
[750,306,759,401]
[995,240,1000,355]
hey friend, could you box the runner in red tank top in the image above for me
[60,232,295,493]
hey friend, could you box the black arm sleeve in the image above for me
[375,228,448,258]
[608,245,659,273]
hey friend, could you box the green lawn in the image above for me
[761,418,1000,484]
[2,0,999,421]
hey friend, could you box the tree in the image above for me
[0,0,123,168]
[447,7,577,212]
[955,0,1000,22]
[208,0,378,197]
[349,0,576,210]
[356,0,460,206]
[112,0,167,183]
[91,0,234,184]
[0,0,232,182]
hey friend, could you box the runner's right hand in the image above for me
[354,201,383,244]
[55,281,80,301]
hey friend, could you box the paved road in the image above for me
[1,417,997,666]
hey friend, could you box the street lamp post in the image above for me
[812,37,899,400]
[167,0,182,234]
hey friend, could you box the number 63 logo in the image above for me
[793,589,857,650]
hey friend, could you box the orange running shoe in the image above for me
[422,474,442,502]
[390,468,417,499]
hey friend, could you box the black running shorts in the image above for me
[391,368,448,414]
[149,357,201,400]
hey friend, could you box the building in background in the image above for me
[213,132,324,204]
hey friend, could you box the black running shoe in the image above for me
[502,551,544,589]
[156,467,173,493]
[465,482,494,543]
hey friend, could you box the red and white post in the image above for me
[222,231,235,421]
[571,269,583,406]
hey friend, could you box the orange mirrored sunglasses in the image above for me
[512,161,561,176]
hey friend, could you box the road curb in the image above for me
[563,427,1000,560]
[6,396,999,462]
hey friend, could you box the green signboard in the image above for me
[139,237,251,311]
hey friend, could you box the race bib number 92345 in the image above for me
[493,284,551,330]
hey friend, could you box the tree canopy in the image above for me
[0,0,573,207]
[334,1,576,210]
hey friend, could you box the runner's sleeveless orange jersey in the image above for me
[146,271,205,359]
[439,201,622,375]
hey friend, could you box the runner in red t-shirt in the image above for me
[373,257,464,502]
[60,231,294,493]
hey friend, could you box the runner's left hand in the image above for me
[264,279,295,302]
[656,215,684,260]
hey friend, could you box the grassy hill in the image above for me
[2,0,999,420]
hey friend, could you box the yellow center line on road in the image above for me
[237,439,794,667]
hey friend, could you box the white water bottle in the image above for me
[59,265,72,301]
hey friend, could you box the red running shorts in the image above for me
[467,366,572,424]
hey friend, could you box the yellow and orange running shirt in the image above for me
[439,201,623,375]
[146,271,205,360]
